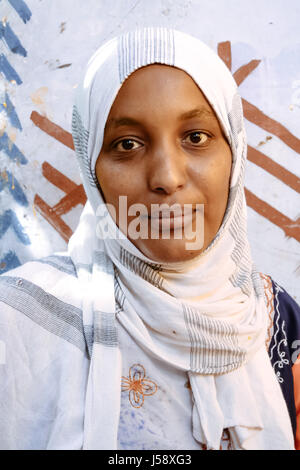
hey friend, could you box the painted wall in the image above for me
[0,0,299,301]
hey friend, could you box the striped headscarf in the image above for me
[69,27,294,449]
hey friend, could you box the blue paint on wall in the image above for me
[7,0,32,24]
[0,171,28,207]
[0,54,22,84]
[0,22,27,57]
[0,210,30,244]
[0,132,28,164]
[7,171,28,206]
[0,0,32,270]
[0,92,22,130]
[0,250,21,274]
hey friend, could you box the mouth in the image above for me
[146,207,198,231]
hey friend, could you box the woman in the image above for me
[0,27,299,450]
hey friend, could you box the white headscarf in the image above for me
[69,27,294,450]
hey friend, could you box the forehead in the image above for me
[105,64,218,127]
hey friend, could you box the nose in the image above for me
[147,139,187,195]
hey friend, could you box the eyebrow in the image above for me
[105,107,215,130]
[105,117,141,130]
[179,107,215,121]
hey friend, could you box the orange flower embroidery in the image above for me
[121,364,157,408]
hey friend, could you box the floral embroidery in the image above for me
[121,364,158,408]
[269,282,289,384]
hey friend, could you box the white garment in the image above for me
[0,257,290,450]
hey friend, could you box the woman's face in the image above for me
[96,64,232,263]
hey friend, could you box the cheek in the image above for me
[96,159,118,204]
[212,153,232,194]
[96,158,142,207]
[192,145,232,205]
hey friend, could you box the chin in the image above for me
[135,237,206,264]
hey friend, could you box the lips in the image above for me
[150,210,184,219]
[148,206,197,219]
[147,208,197,231]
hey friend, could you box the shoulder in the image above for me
[0,253,81,307]
[0,253,86,354]
[260,273,300,353]
[0,252,78,285]
[0,255,89,449]
[260,273,300,440]
[271,279,300,334]
[267,276,300,354]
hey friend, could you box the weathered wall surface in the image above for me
[0,0,299,301]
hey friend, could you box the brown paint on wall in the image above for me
[52,185,86,216]
[217,41,300,155]
[34,194,73,243]
[217,41,232,70]
[41,161,77,193]
[243,99,300,154]
[30,111,74,150]
[245,188,300,243]
[56,64,72,69]
[247,145,300,194]
[234,60,261,86]
[34,162,87,242]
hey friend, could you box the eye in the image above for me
[114,138,142,152]
[184,131,209,146]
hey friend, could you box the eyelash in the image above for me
[113,139,142,152]
[112,131,210,153]
[183,131,210,146]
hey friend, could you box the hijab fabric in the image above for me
[69,27,294,450]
